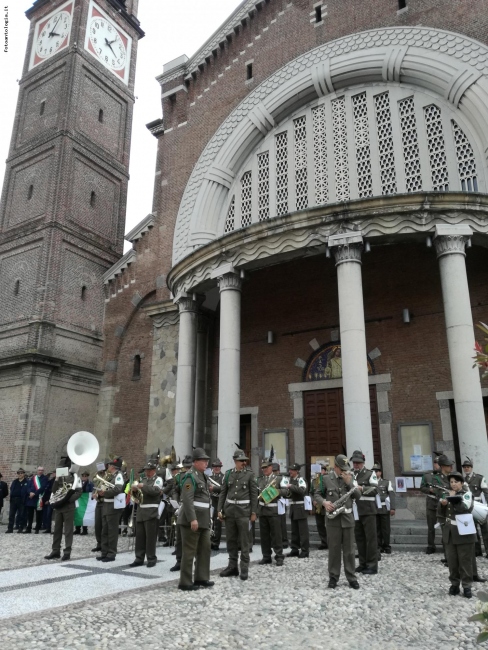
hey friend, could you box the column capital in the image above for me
[433,225,472,259]
[174,293,204,313]
[328,232,363,266]
[217,272,242,292]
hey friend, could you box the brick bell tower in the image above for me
[0,0,143,478]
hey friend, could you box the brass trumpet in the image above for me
[93,472,113,492]
[130,481,143,505]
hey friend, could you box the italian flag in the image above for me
[74,493,96,527]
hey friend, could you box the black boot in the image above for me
[169,562,181,572]
[81,527,88,535]
[219,566,239,577]
[44,552,61,560]
[463,587,472,599]
[74,527,81,535]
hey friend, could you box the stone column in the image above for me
[193,314,209,449]
[433,224,488,466]
[328,232,374,464]
[173,295,199,457]
[212,266,242,469]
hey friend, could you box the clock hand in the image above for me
[104,37,116,56]
[48,16,60,38]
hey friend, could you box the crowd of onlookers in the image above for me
[0,467,93,535]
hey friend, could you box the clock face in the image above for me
[84,1,132,85]
[29,0,74,70]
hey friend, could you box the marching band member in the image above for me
[462,457,488,557]
[91,461,107,553]
[129,456,163,568]
[438,470,476,598]
[420,454,441,554]
[257,458,285,566]
[218,449,258,581]
[209,458,224,551]
[372,463,395,554]
[310,462,329,550]
[44,459,82,562]
[170,455,192,572]
[273,462,289,549]
[97,456,125,562]
[315,455,361,589]
[350,450,379,575]
[178,448,213,591]
[286,463,309,559]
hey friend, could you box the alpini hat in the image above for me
[182,455,193,468]
[437,454,454,467]
[192,448,210,461]
[261,458,273,468]
[334,455,350,471]
[350,450,366,463]
[448,471,464,482]
[233,449,249,461]
[462,457,473,468]
[108,456,123,469]
[212,458,223,467]
[372,463,382,471]
[289,463,303,472]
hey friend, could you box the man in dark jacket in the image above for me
[24,467,49,533]
[42,471,56,533]
[0,473,8,519]
[6,469,29,533]
[351,450,379,575]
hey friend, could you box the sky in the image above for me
[0,0,243,251]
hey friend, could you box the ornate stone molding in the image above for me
[144,301,179,328]
[433,224,473,258]
[175,295,200,313]
[167,193,488,295]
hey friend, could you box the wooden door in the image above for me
[304,386,382,465]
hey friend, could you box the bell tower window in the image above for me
[40,100,45,116]
[90,191,96,207]
[98,109,104,123]
[81,285,87,301]
[132,355,141,380]
[14,280,20,296]
[27,184,34,200]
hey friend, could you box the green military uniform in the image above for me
[310,470,328,549]
[209,461,224,550]
[373,465,395,554]
[420,462,441,552]
[257,465,284,565]
[218,450,258,580]
[462,460,488,556]
[437,472,476,597]
[178,449,212,590]
[99,459,125,562]
[315,456,362,588]
[286,464,309,558]
[351,451,379,573]
[273,465,288,548]
[45,474,82,560]
[131,461,163,566]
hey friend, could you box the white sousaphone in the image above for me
[50,431,100,509]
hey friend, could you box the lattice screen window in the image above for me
[332,96,350,201]
[241,172,252,227]
[352,92,373,198]
[221,87,484,236]
[312,105,328,205]
[276,132,289,216]
[452,121,478,192]
[294,116,308,210]
[399,97,422,192]
[257,152,270,221]
[374,92,397,195]
[224,196,235,233]
[424,105,449,191]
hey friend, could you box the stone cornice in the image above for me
[166,192,488,296]
[125,214,155,243]
[102,249,136,284]
[158,0,266,84]
[143,300,179,328]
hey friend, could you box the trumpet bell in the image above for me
[67,431,100,467]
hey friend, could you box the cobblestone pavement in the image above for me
[0,524,486,650]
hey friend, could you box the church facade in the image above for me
[97,0,488,518]
[3,0,488,519]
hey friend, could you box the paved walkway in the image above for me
[0,546,262,620]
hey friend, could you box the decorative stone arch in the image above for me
[173,27,488,265]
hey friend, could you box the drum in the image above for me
[473,500,488,524]
[260,484,279,504]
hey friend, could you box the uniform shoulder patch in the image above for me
[115,473,124,485]
[185,483,191,490]
[154,477,163,488]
